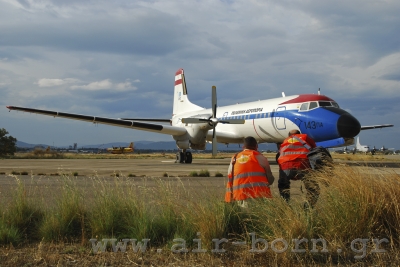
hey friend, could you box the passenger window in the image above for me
[309,102,318,110]
[300,103,309,111]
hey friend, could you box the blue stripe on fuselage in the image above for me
[219,107,348,142]
[283,107,342,142]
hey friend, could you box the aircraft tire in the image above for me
[176,152,185,163]
[184,152,192,164]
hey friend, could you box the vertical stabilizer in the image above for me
[173,69,203,115]
[356,136,361,149]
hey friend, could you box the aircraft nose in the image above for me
[337,113,361,138]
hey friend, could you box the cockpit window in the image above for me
[299,103,309,111]
[318,101,332,107]
[299,100,340,111]
[309,102,318,110]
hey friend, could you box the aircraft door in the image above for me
[274,106,286,130]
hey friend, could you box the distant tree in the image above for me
[0,128,17,157]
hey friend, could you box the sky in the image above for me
[1,0,399,149]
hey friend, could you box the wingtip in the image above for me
[6,106,12,109]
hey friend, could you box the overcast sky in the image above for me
[1,0,399,149]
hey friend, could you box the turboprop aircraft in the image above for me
[6,68,394,164]
[106,142,134,154]
[380,145,395,154]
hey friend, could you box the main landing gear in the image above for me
[176,149,192,164]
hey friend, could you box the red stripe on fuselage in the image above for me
[279,94,334,105]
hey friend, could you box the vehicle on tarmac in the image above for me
[106,142,134,154]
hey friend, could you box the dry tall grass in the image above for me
[1,163,399,265]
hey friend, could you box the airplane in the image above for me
[6,68,394,164]
[354,136,370,154]
[106,142,134,154]
[380,145,395,154]
[331,146,350,154]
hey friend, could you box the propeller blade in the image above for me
[181,118,209,123]
[212,127,217,157]
[212,86,217,118]
[219,119,245,124]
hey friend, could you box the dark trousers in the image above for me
[278,169,320,208]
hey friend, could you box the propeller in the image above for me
[181,86,245,157]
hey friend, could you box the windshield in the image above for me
[299,101,340,111]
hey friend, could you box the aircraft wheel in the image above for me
[184,152,192,164]
[176,152,185,163]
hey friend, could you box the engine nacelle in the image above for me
[190,142,206,150]
[176,140,190,149]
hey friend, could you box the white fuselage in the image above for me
[172,95,299,146]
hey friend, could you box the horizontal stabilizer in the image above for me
[120,118,171,123]
[181,118,209,123]
[361,124,393,130]
[181,118,245,124]
[219,119,245,124]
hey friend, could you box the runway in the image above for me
[0,157,399,205]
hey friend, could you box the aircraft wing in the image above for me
[361,124,394,130]
[6,106,187,136]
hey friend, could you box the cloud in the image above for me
[70,79,136,91]
[1,0,399,146]
[37,78,78,87]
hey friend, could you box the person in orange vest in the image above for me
[277,129,320,208]
[225,136,275,207]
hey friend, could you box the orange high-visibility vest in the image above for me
[278,134,311,165]
[225,150,271,202]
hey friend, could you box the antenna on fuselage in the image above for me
[282,92,285,97]
[318,88,320,95]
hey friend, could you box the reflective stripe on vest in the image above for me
[231,182,270,191]
[278,134,311,165]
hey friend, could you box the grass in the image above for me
[1,177,44,244]
[215,171,224,177]
[189,169,210,177]
[1,162,400,265]
[38,175,85,242]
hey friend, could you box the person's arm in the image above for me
[306,136,317,148]
[256,155,275,185]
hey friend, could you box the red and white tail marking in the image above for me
[172,68,202,116]
[175,68,184,86]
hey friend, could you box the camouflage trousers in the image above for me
[278,169,320,208]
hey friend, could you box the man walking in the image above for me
[225,136,275,207]
[277,129,320,208]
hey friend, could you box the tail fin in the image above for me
[173,69,203,116]
[356,136,361,149]
[129,142,133,148]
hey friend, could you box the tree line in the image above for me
[0,128,17,157]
